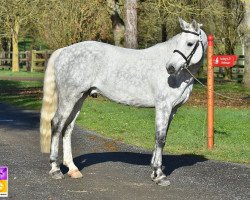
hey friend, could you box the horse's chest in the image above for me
[173,84,193,107]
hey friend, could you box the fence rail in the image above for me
[0,50,53,72]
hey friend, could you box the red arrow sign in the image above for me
[212,55,238,67]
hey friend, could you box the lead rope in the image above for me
[184,67,244,101]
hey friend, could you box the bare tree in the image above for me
[0,0,39,72]
[107,0,125,46]
[37,0,113,50]
[138,0,225,47]
[219,0,245,80]
[125,0,138,48]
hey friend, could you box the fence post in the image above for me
[31,50,36,72]
[207,35,214,149]
[26,51,31,72]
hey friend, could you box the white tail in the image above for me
[40,49,62,153]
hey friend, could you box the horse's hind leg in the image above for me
[62,94,88,178]
[49,96,81,179]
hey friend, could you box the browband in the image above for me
[182,30,200,36]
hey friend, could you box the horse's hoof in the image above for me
[151,171,156,180]
[68,169,83,179]
[156,177,171,187]
[49,170,64,179]
[152,175,170,186]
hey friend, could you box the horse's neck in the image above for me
[145,34,179,59]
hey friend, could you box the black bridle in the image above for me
[173,30,204,69]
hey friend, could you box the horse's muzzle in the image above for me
[167,65,176,75]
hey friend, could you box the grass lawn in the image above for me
[0,79,249,164]
[0,80,42,109]
[77,97,250,164]
[0,68,44,78]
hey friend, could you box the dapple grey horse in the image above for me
[40,18,207,186]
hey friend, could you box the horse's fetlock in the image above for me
[63,161,68,166]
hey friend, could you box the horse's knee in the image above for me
[156,133,166,148]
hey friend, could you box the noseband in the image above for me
[173,30,204,69]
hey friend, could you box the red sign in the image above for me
[212,55,238,67]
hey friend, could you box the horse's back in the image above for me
[53,41,167,107]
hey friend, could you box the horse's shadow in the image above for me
[60,152,207,176]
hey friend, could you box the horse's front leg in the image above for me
[151,104,175,186]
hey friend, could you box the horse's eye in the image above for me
[187,42,194,47]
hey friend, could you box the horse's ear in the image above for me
[179,18,190,30]
[198,23,203,28]
[191,19,199,32]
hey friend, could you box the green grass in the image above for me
[76,97,250,164]
[0,68,44,78]
[0,80,42,89]
[193,81,250,94]
[0,80,42,110]
[0,80,249,164]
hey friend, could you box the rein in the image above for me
[184,64,244,101]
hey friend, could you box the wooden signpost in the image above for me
[207,35,238,149]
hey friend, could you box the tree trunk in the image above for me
[243,1,250,87]
[224,38,233,80]
[124,0,138,49]
[108,0,125,46]
[223,0,233,80]
[12,18,19,72]
[161,23,167,42]
[243,37,250,87]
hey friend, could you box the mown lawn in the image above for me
[0,80,42,110]
[0,68,44,78]
[77,97,250,164]
[0,80,249,164]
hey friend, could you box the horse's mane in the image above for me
[146,28,207,52]
[146,33,180,51]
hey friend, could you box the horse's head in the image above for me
[166,18,207,75]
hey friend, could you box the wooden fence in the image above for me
[0,50,245,82]
[0,50,53,72]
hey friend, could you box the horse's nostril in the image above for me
[167,66,176,74]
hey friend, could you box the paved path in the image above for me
[0,103,249,200]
